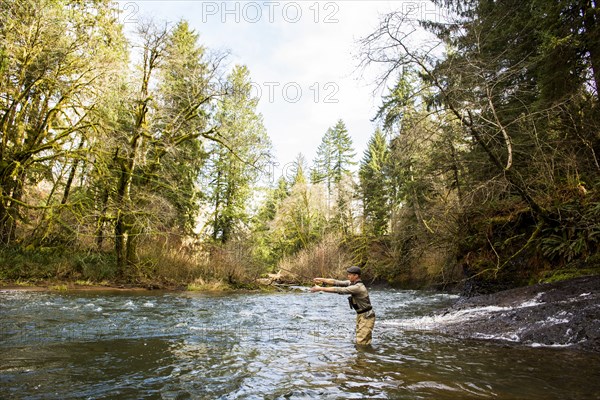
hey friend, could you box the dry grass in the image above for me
[136,235,264,289]
[277,233,352,283]
[186,278,231,292]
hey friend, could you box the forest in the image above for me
[1,0,599,293]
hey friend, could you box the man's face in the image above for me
[348,273,359,283]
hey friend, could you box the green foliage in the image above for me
[271,180,328,255]
[249,177,291,269]
[374,71,417,132]
[0,0,127,244]
[0,246,117,282]
[74,253,118,281]
[151,20,211,233]
[311,120,356,193]
[0,45,7,75]
[0,246,61,280]
[538,269,594,284]
[204,64,272,243]
[2,0,599,291]
[288,153,309,186]
[539,200,600,262]
[0,5,275,284]
[357,0,600,289]
[359,128,391,236]
[328,120,357,183]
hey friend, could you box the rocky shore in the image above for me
[434,275,600,352]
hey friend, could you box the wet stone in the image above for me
[434,275,600,351]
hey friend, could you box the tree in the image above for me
[330,120,356,185]
[288,153,308,186]
[0,0,126,244]
[359,128,390,236]
[428,0,599,215]
[311,129,333,188]
[311,119,357,234]
[108,21,171,272]
[206,64,271,243]
[359,0,600,286]
[105,20,228,273]
[312,120,356,195]
[272,177,327,254]
[250,176,290,268]
[150,20,212,234]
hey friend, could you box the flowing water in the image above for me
[1,288,599,399]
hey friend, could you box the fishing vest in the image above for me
[347,281,373,314]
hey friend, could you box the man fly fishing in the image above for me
[310,266,375,345]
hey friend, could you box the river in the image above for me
[1,288,599,399]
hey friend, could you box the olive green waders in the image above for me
[356,310,375,345]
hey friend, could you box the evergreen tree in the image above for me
[289,153,308,186]
[311,128,333,188]
[250,176,290,268]
[152,20,211,234]
[311,120,356,195]
[358,0,600,286]
[106,20,228,271]
[207,65,271,243]
[330,120,356,185]
[359,128,390,236]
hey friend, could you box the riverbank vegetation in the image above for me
[1,0,599,292]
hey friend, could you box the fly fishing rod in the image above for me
[274,266,330,287]
[276,266,310,281]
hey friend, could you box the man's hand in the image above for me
[312,277,336,291]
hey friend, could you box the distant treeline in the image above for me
[1,0,599,292]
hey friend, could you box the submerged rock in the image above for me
[434,275,600,351]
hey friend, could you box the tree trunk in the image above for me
[95,187,109,251]
[582,0,600,102]
[213,168,222,241]
[115,150,136,275]
[115,211,127,273]
[60,139,86,205]
[0,202,15,244]
[0,164,17,244]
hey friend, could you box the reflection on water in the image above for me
[1,289,599,399]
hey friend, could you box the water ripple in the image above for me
[1,289,599,399]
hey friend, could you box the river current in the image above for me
[1,288,599,399]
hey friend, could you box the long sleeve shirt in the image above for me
[331,279,373,314]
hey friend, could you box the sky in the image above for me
[115,1,445,183]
